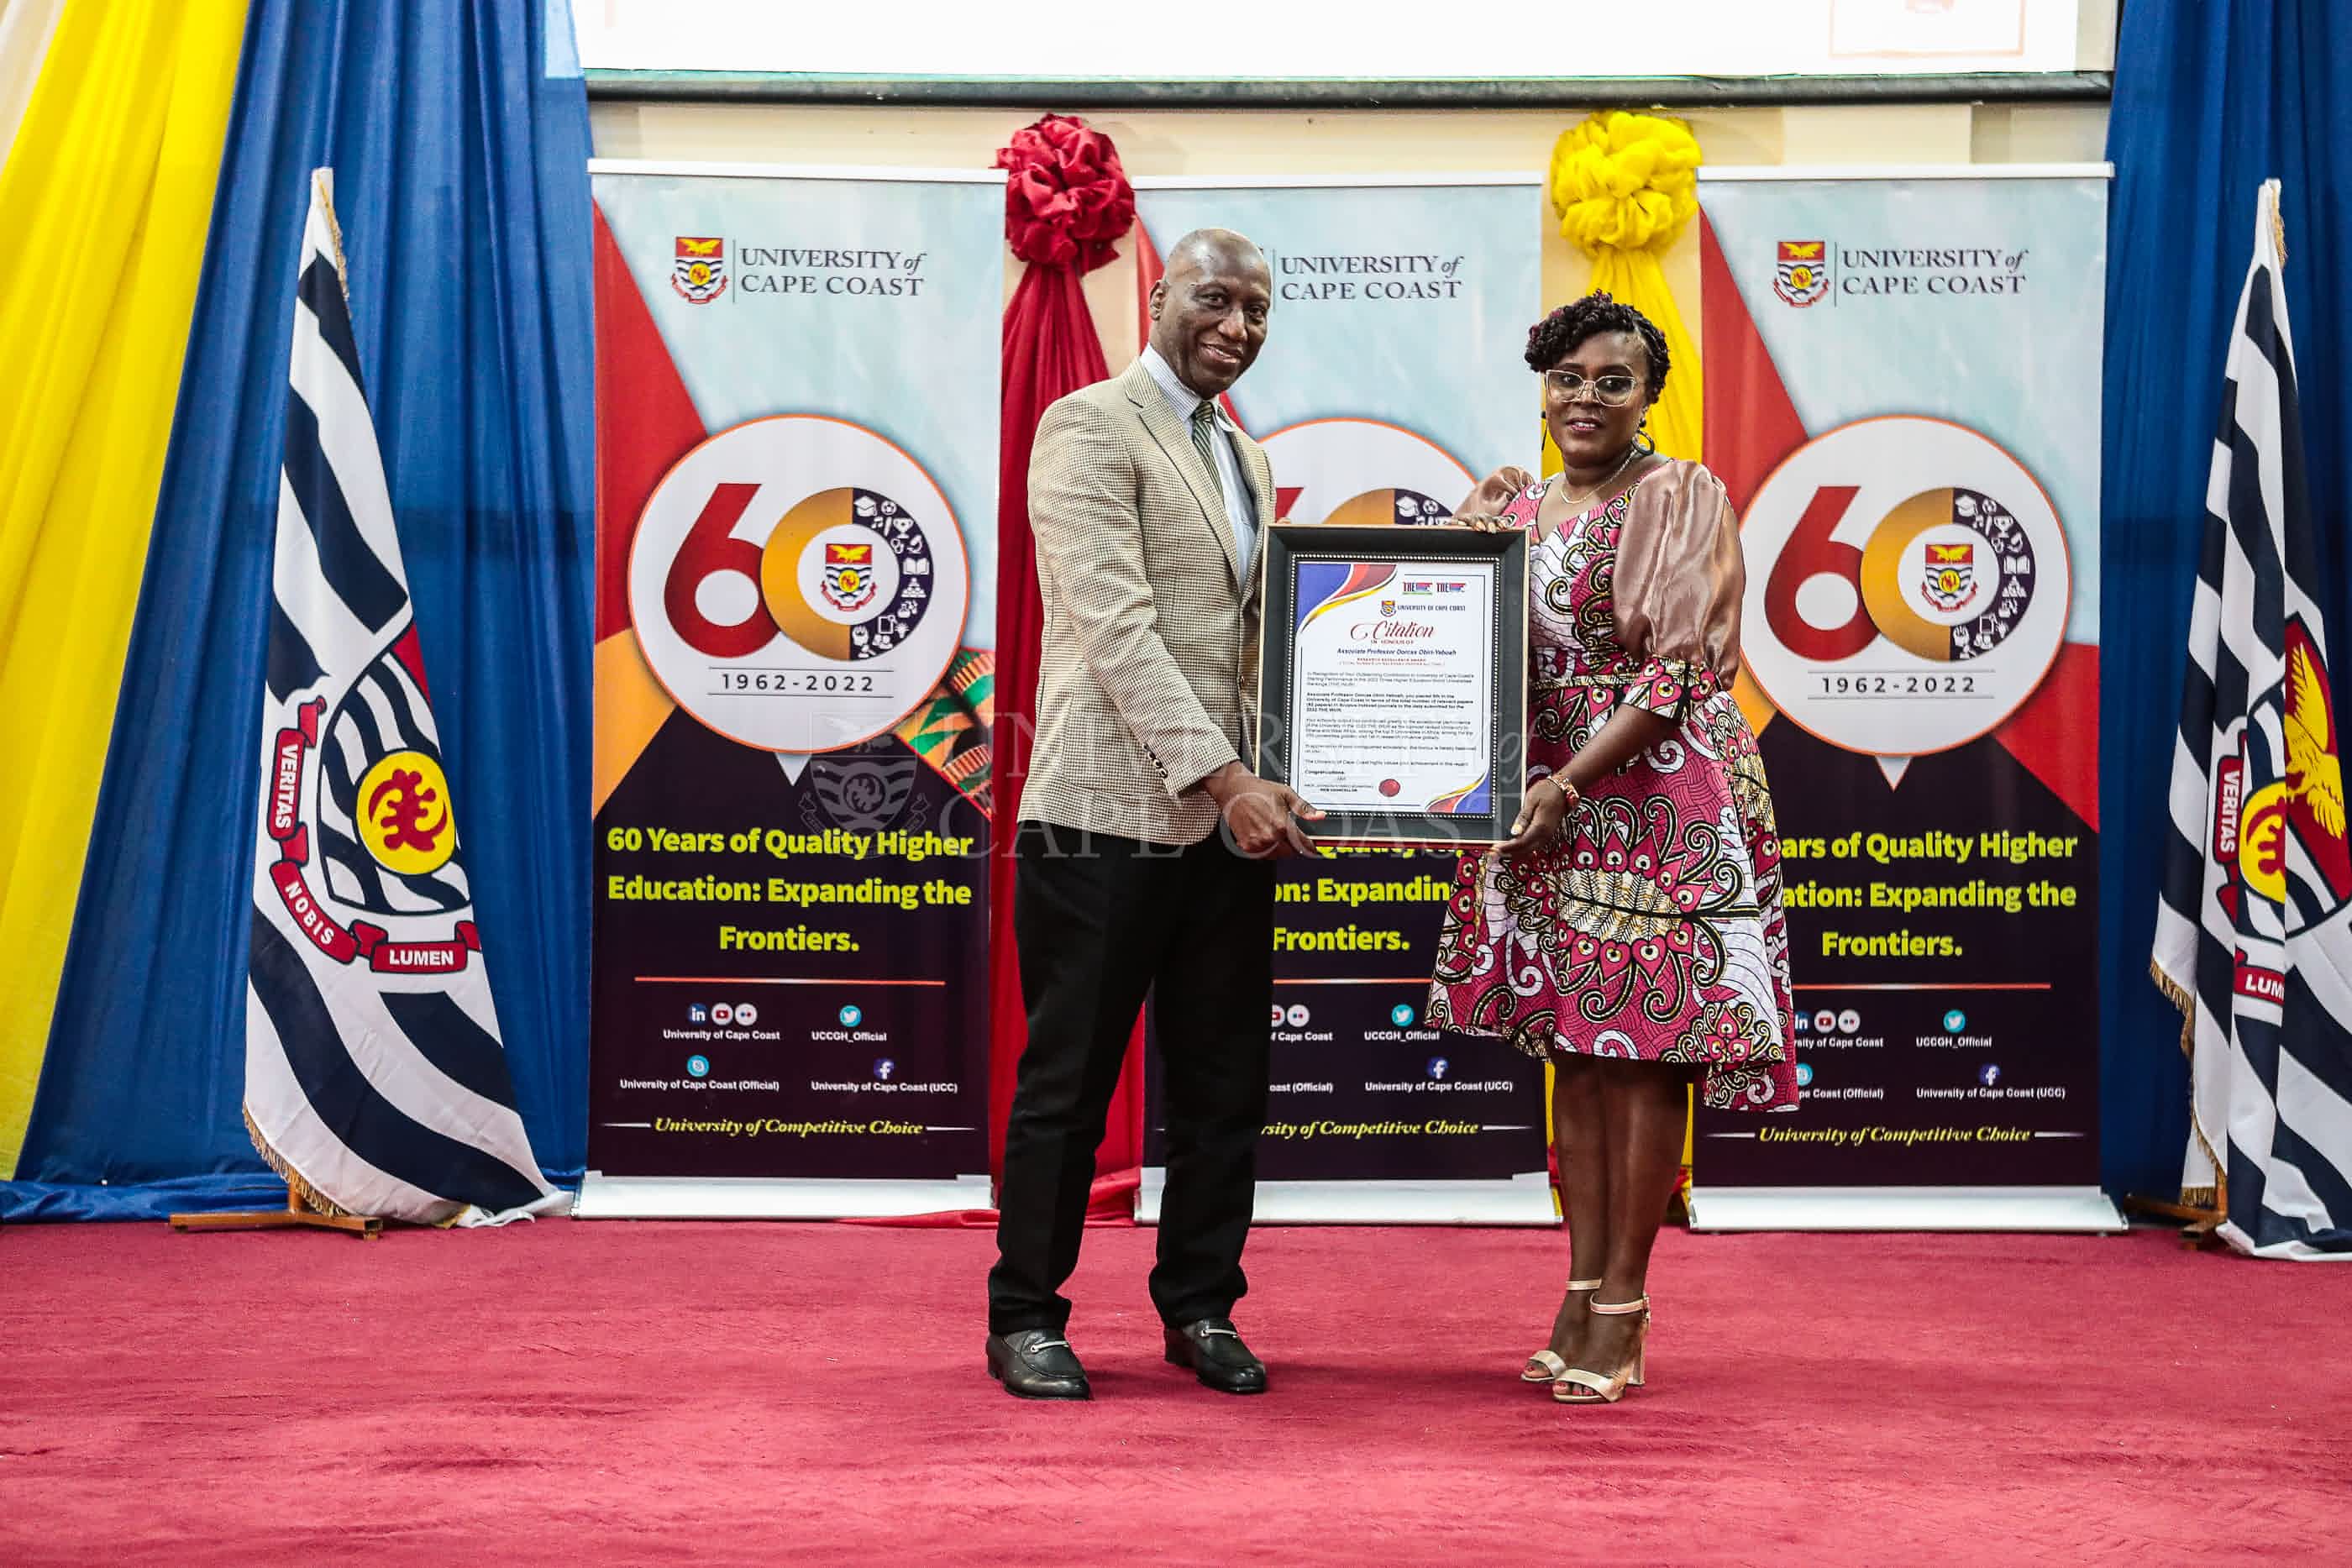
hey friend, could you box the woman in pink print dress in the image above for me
[1427,294,1797,1406]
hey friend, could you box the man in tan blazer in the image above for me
[987,229,1319,1400]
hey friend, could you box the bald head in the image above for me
[1149,227,1272,396]
[1167,228,1265,281]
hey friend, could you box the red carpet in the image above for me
[2,1219,2344,1565]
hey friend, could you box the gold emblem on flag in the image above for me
[2284,639,2346,840]
[2232,623,2352,917]
[358,750,456,875]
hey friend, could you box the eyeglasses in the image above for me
[1541,370,1642,406]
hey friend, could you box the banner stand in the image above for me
[575,1172,991,1220]
[1691,165,2115,1230]
[1127,174,1552,1225]
[585,162,1004,1216]
[1137,1168,1555,1226]
[1687,1184,2123,1233]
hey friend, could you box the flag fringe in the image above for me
[241,1104,354,1219]
[2147,958,2227,1195]
[2148,957,2196,1056]
[311,167,353,307]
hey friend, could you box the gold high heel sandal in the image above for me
[1551,1295,1650,1404]
[1520,1278,1602,1382]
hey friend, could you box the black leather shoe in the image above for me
[1163,1317,1267,1394]
[987,1329,1091,1399]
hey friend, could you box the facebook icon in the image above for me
[1427,1057,1450,1081]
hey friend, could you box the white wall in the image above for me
[590,98,2110,362]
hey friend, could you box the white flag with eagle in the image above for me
[245,170,558,1225]
[2153,181,2352,1260]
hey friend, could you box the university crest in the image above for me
[1920,541,1976,611]
[673,235,727,305]
[263,633,485,975]
[823,541,879,611]
[1774,239,1830,307]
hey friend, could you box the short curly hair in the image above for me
[1524,291,1670,401]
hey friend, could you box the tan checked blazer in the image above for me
[1018,359,1273,845]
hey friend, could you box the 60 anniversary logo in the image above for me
[1739,416,2071,758]
[627,415,969,754]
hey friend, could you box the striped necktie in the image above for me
[1189,400,1224,500]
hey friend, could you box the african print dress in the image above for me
[1426,459,1799,1111]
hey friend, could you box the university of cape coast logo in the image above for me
[262,636,483,975]
[1920,540,1975,613]
[628,415,969,753]
[821,539,878,612]
[674,236,727,305]
[806,736,921,834]
[1862,485,2034,663]
[1775,240,1830,307]
[764,487,936,660]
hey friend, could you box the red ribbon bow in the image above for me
[995,114,1134,273]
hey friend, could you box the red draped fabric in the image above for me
[988,118,1142,1213]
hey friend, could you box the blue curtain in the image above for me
[2100,0,2351,1198]
[3,0,594,1221]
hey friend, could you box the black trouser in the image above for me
[988,819,1275,1336]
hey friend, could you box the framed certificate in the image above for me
[1257,523,1528,847]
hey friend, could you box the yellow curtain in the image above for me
[0,0,246,1177]
[1542,111,1705,475]
[1538,110,1708,1204]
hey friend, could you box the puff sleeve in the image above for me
[1611,463,1744,721]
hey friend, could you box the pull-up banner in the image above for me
[1689,166,2120,1233]
[580,163,1001,1219]
[1131,176,1551,1224]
